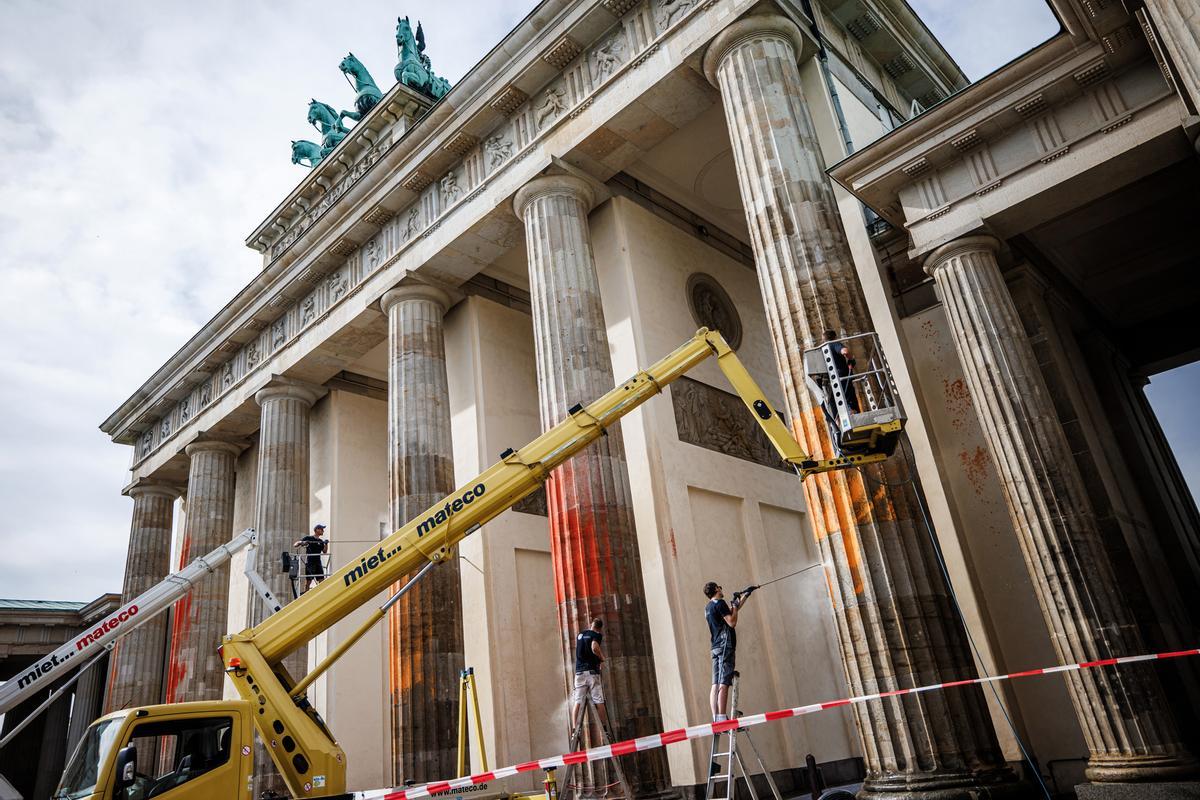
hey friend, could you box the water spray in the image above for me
[731,562,822,607]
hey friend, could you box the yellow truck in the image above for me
[54,329,902,800]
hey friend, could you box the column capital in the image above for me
[922,234,1002,276]
[380,280,453,316]
[184,439,243,458]
[513,174,594,219]
[254,376,323,408]
[702,13,817,87]
[124,479,182,501]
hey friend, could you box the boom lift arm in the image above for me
[218,328,893,798]
[0,527,259,720]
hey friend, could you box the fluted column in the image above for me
[251,377,321,797]
[1143,0,1200,114]
[105,481,179,712]
[381,282,464,784]
[703,17,1021,797]
[32,688,72,800]
[165,440,240,703]
[924,235,1197,782]
[66,653,108,751]
[514,175,672,799]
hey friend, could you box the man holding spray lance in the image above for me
[703,564,821,720]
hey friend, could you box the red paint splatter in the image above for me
[164,534,194,703]
[667,529,678,559]
[958,447,990,496]
[943,378,972,431]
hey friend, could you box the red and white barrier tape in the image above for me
[353,647,1199,800]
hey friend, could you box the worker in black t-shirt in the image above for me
[570,618,608,730]
[293,524,328,589]
[823,330,860,414]
[704,580,750,721]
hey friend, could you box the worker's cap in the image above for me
[314,523,326,530]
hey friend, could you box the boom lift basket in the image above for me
[803,332,905,459]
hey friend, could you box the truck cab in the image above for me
[55,700,254,800]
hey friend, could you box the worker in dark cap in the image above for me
[293,524,328,590]
[823,330,860,414]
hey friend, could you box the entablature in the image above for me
[104,0,766,469]
[104,0,978,482]
[814,0,967,113]
[828,26,1179,254]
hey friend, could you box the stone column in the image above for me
[1143,0,1200,114]
[66,652,108,751]
[703,17,1021,797]
[514,175,672,799]
[32,688,71,800]
[381,282,464,784]
[250,377,321,797]
[924,235,1198,782]
[105,481,179,712]
[165,440,240,703]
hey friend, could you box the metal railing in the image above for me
[803,332,906,457]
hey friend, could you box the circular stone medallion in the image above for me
[686,273,742,349]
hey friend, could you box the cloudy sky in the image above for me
[0,0,1194,602]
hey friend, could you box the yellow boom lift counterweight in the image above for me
[57,329,902,800]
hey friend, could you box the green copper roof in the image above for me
[0,599,87,611]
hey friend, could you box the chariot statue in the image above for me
[291,99,351,169]
[291,140,325,169]
[310,99,350,153]
[339,52,383,120]
[395,17,451,100]
[291,19,453,168]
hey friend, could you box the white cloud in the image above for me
[0,0,530,601]
[2,0,1194,606]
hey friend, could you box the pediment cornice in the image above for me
[101,0,752,457]
[828,29,1164,236]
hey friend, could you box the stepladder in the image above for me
[705,672,782,800]
[560,689,633,800]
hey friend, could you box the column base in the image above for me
[1076,780,1200,799]
[1086,754,1199,783]
[859,767,1031,800]
[627,786,681,800]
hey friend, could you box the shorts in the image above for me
[711,639,735,686]
[572,671,604,705]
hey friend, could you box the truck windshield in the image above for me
[55,717,122,799]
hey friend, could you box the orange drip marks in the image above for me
[848,471,872,526]
[164,591,193,703]
[827,472,864,596]
[795,408,866,595]
[801,481,829,542]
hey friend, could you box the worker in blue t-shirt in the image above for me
[570,618,608,731]
[704,580,750,720]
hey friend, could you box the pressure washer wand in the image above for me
[732,562,822,606]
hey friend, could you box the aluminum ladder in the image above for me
[561,692,633,800]
[705,672,782,800]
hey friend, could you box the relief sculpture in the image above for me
[687,273,742,349]
[513,485,549,517]
[671,377,788,472]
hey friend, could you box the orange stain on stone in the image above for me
[794,409,865,595]
[164,533,194,703]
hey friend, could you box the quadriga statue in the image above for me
[395,17,451,100]
[339,52,383,120]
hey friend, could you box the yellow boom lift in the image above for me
[55,328,903,800]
